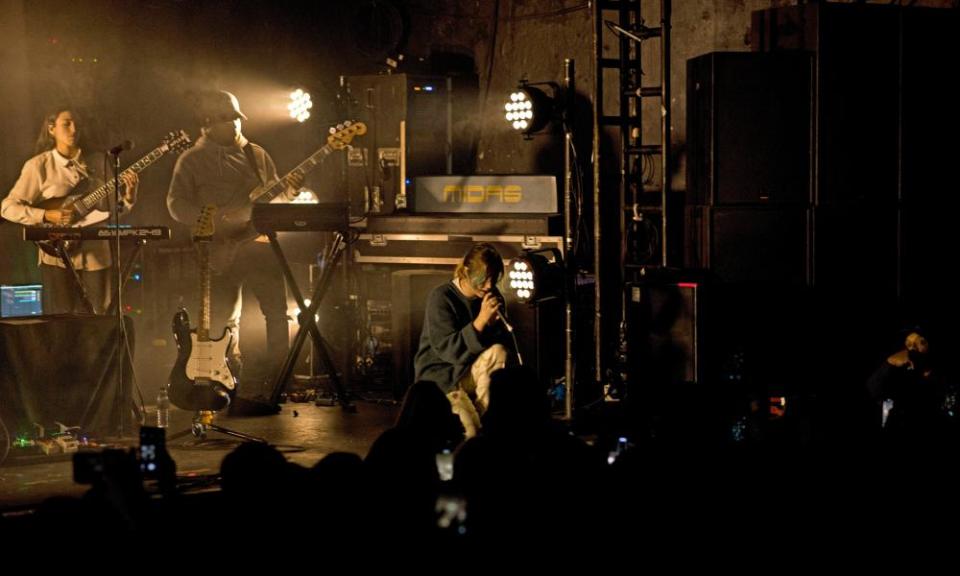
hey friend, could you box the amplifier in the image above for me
[413,175,557,214]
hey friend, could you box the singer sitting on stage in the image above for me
[414,243,514,438]
[1,107,138,314]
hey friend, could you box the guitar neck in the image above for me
[75,145,170,215]
[252,144,335,203]
[196,243,211,341]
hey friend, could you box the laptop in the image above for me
[0,284,44,318]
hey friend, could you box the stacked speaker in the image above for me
[686,50,813,289]
[683,51,817,393]
[751,4,960,316]
[681,3,960,391]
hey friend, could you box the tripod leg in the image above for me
[206,423,267,444]
[167,427,195,442]
[169,411,268,444]
[105,239,144,313]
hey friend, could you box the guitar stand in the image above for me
[267,231,356,412]
[167,410,267,445]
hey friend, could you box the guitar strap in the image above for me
[242,143,265,188]
[238,142,270,247]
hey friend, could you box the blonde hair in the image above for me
[454,243,504,289]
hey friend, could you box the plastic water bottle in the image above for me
[156,387,170,428]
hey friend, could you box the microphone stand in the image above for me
[110,149,126,437]
[501,314,523,367]
[493,292,523,366]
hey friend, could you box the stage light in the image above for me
[288,88,313,123]
[502,84,555,137]
[507,248,564,304]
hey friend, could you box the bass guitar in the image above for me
[210,121,366,269]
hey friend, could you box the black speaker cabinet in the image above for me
[816,4,900,206]
[687,51,813,206]
[901,8,960,206]
[686,205,810,287]
[751,3,907,206]
[344,74,451,215]
[626,280,703,386]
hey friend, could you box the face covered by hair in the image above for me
[458,243,503,298]
[469,270,490,291]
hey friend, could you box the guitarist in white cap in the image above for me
[167,90,302,406]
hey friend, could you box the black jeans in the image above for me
[210,240,290,394]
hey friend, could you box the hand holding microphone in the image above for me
[474,289,513,333]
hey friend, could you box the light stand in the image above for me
[504,60,578,419]
[562,58,576,421]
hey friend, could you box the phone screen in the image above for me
[435,449,454,482]
[139,426,166,476]
[435,494,468,534]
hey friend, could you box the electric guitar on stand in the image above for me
[168,205,236,412]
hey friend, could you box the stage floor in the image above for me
[0,398,399,513]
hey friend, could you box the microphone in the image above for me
[108,139,134,155]
[489,288,514,333]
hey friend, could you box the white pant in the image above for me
[446,344,508,438]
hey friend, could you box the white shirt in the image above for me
[2,148,132,271]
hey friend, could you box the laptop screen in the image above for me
[0,284,44,317]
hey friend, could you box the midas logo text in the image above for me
[442,185,522,203]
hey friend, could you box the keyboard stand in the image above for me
[55,241,97,314]
[266,231,355,412]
